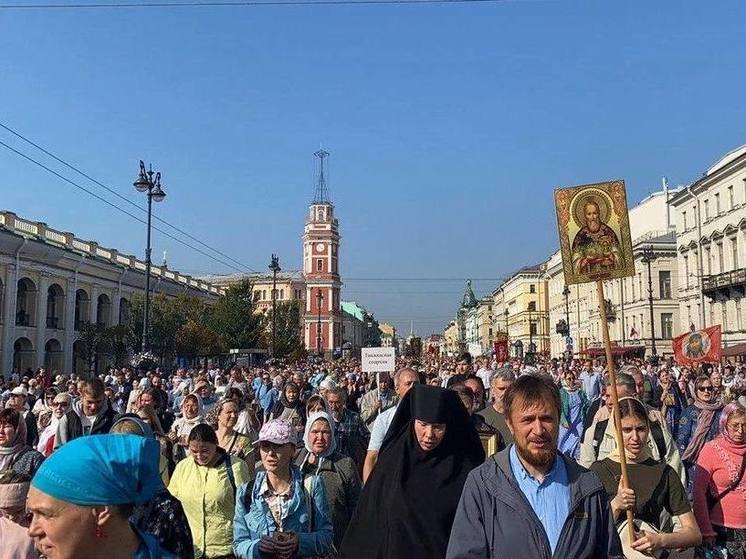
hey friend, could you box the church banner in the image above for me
[493,333,509,361]
[554,180,635,285]
[672,325,722,367]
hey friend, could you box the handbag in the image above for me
[616,518,666,559]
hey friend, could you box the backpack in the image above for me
[592,419,667,463]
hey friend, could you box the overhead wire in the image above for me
[0,138,252,274]
[0,0,509,9]
[0,121,258,273]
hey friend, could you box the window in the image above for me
[279,289,284,300]
[254,291,261,302]
[528,301,537,312]
[659,271,672,299]
[316,259,323,272]
[262,290,266,300]
[529,322,537,336]
[705,246,712,275]
[683,255,689,288]
[715,193,721,215]
[704,199,709,220]
[729,185,735,209]
[732,238,739,269]
[682,211,687,230]
[717,242,724,272]
[661,313,673,339]
[530,284,536,293]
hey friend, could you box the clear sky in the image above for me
[1,0,745,337]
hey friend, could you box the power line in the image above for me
[0,139,250,274]
[0,0,507,9]
[0,121,258,273]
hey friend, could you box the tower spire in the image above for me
[313,149,330,203]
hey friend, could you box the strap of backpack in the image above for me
[224,453,236,498]
[592,419,607,461]
[650,421,667,464]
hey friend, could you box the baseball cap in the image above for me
[255,418,296,446]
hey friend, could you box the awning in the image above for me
[722,343,746,357]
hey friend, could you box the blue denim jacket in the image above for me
[233,466,333,559]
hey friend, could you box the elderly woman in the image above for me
[168,393,205,462]
[0,471,38,558]
[296,411,361,549]
[169,423,250,559]
[693,402,746,559]
[0,409,44,478]
[340,384,485,559]
[590,397,701,556]
[36,392,71,456]
[678,375,724,486]
[233,418,333,559]
[111,415,194,559]
[27,434,176,558]
[214,399,255,477]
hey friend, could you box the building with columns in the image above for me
[202,271,306,314]
[303,151,343,356]
[0,210,221,377]
[670,144,746,349]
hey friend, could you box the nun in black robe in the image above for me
[339,384,485,559]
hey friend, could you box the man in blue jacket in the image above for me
[446,374,623,559]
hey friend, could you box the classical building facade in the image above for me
[202,271,306,313]
[378,322,396,348]
[670,145,746,349]
[0,211,220,377]
[547,189,680,359]
[303,152,343,356]
[492,263,550,358]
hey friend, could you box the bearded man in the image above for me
[571,198,622,275]
[446,374,622,559]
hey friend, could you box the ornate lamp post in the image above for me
[268,254,280,357]
[641,245,658,357]
[132,161,166,354]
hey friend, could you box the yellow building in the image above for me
[492,263,549,358]
[378,322,396,348]
[443,320,460,356]
[202,271,306,316]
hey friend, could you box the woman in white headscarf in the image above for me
[167,393,205,462]
[36,392,71,456]
[296,411,361,549]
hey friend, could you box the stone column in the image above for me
[2,265,18,377]
[89,284,100,325]
[63,277,77,376]
[34,272,50,369]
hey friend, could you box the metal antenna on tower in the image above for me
[313,149,330,203]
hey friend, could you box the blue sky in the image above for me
[1,0,745,336]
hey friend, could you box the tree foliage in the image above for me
[208,280,263,351]
[263,300,303,358]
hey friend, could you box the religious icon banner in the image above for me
[554,180,635,285]
[672,325,722,367]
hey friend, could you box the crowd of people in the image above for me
[0,351,744,559]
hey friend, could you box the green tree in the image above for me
[77,322,111,374]
[105,324,130,367]
[209,280,263,351]
[125,294,189,363]
[263,300,303,358]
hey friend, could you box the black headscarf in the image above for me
[339,384,484,559]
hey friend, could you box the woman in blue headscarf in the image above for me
[27,434,176,559]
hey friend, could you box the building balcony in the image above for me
[702,268,746,300]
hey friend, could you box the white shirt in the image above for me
[476,368,494,389]
[367,405,397,452]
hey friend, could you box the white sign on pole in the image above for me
[361,347,396,373]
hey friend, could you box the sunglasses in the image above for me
[52,401,69,407]
[697,386,714,392]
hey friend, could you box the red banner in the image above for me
[494,338,509,362]
[672,325,722,367]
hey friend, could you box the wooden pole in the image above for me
[596,280,636,546]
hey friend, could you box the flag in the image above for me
[494,338,509,362]
[672,325,722,367]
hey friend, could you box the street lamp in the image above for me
[563,285,571,334]
[316,290,324,357]
[133,160,166,354]
[268,254,281,357]
[641,245,658,357]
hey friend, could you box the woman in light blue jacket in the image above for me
[233,418,333,559]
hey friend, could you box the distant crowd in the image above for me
[0,352,744,559]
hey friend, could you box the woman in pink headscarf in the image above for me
[693,402,746,559]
